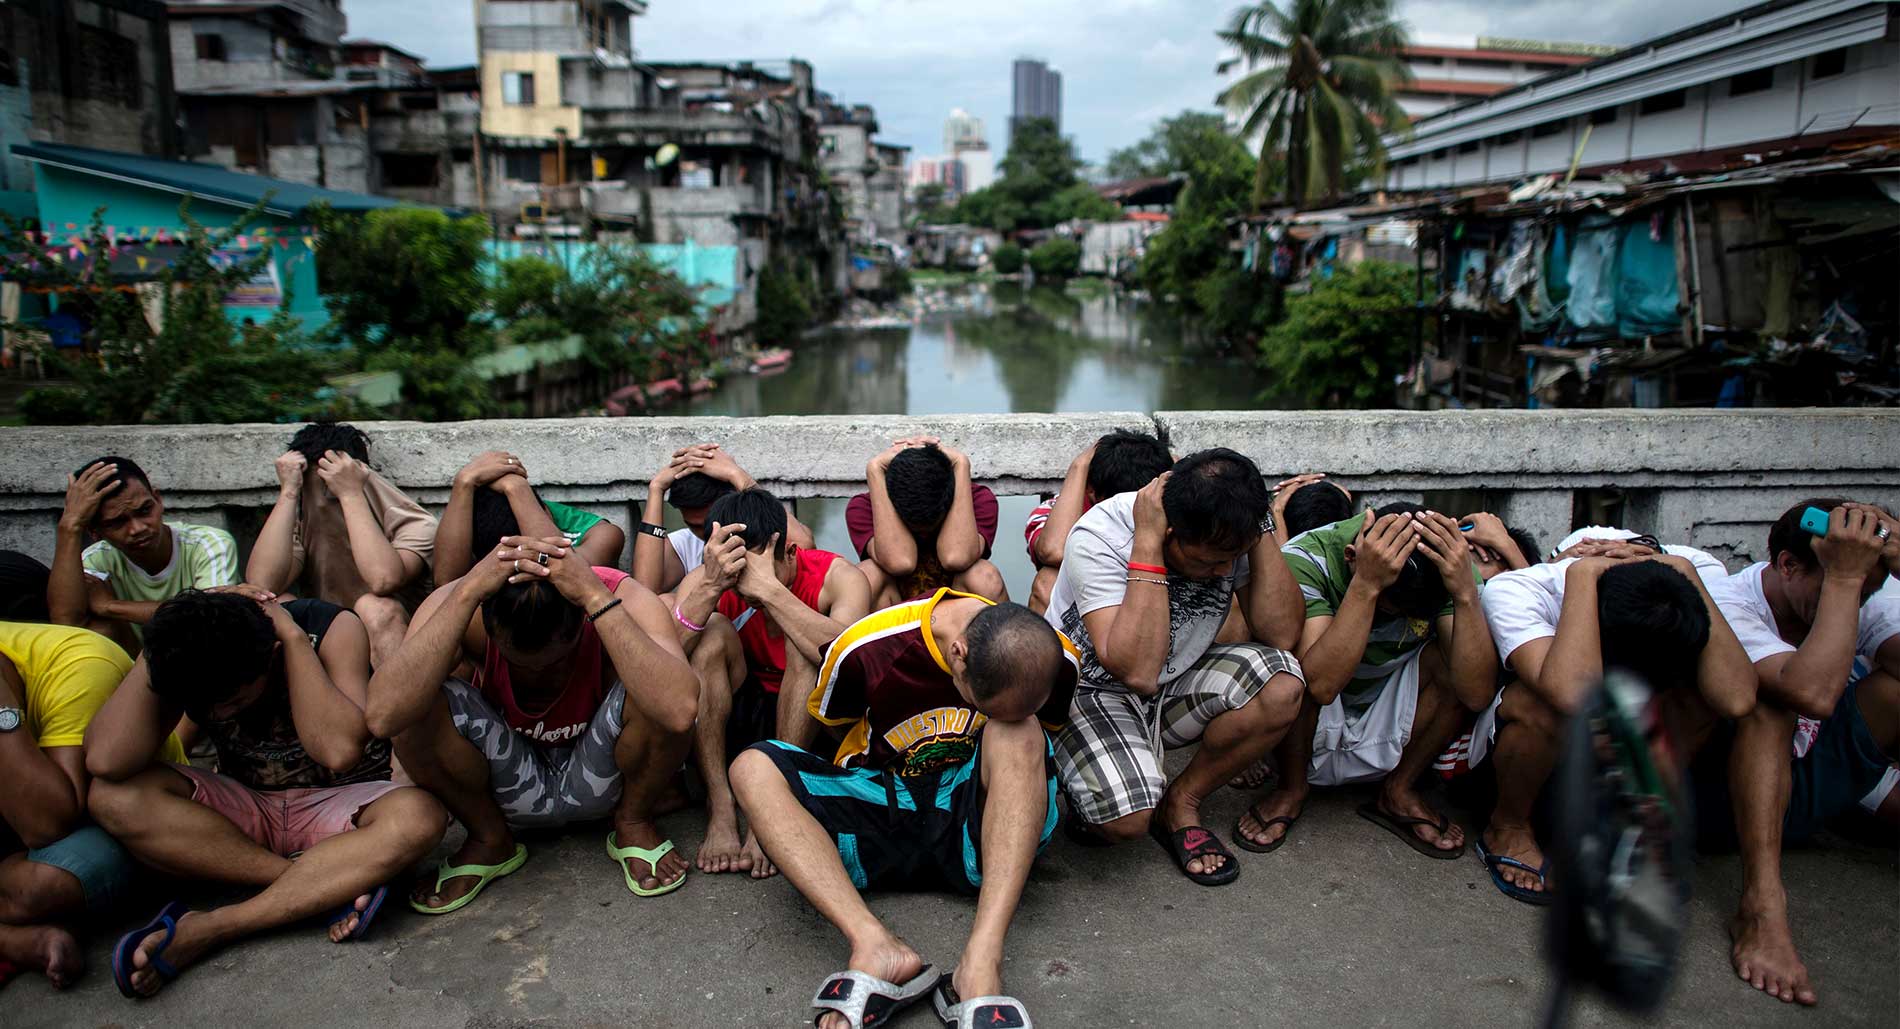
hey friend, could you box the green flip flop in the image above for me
[409,843,528,916]
[605,832,686,897]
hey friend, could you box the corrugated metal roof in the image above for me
[11,142,411,217]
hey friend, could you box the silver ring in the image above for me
[536,552,549,566]
[512,559,523,572]
[1878,525,1892,542]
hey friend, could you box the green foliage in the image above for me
[366,348,495,422]
[1217,0,1412,206]
[1257,260,1417,407]
[911,183,950,224]
[992,243,1025,275]
[884,265,913,297]
[1135,110,1263,310]
[1104,112,1236,180]
[0,202,347,425]
[756,261,814,346]
[313,204,492,351]
[490,256,564,323]
[1193,263,1282,345]
[1028,238,1082,282]
[942,119,1112,231]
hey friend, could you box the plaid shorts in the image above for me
[1054,643,1304,825]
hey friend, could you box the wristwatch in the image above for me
[0,707,23,733]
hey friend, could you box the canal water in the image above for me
[654,281,1267,598]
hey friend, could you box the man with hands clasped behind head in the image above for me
[669,487,870,878]
[851,437,1007,608]
[633,442,813,597]
[435,450,626,585]
[365,533,700,913]
[247,424,437,668]
[1261,505,1498,859]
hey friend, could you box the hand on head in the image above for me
[1811,504,1888,579]
[702,521,748,592]
[1351,511,1420,591]
[466,535,568,599]
[274,451,308,493]
[62,461,125,527]
[456,450,527,490]
[1411,511,1478,595]
[315,450,369,496]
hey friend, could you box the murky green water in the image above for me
[657,282,1267,598]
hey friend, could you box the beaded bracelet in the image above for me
[1126,575,1169,587]
[588,598,624,622]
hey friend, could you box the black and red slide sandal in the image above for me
[1151,823,1241,886]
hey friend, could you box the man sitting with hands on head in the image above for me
[1023,429,1173,614]
[366,533,700,912]
[1700,500,1900,1007]
[434,449,627,584]
[669,487,870,878]
[850,437,1006,608]
[633,443,812,596]
[84,588,445,999]
[247,423,437,667]
[1258,505,1498,859]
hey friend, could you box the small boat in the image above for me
[687,376,717,395]
[750,348,792,373]
[644,377,685,400]
[604,384,648,417]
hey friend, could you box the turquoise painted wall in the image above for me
[30,165,328,330]
[485,239,739,312]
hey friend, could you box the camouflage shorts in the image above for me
[441,679,627,829]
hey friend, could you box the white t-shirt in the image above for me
[668,527,704,574]
[1710,564,1900,758]
[1481,545,1730,668]
[1044,492,1249,690]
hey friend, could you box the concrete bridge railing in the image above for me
[2,410,1897,571]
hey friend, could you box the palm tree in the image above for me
[1216,0,1412,209]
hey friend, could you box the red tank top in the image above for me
[716,548,840,693]
[477,567,629,745]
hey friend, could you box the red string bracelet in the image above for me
[1126,561,1167,576]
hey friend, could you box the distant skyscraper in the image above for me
[1009,57,1062,149]
[943,108,986,156]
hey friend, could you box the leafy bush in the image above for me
[1193,263,1281,346]
[491,256,565,323]
[1028,238,1082,282]
[313,204,492,353]
[1257,261,1418,408]
[991,243,1025,275]
[18,387,91,425]
[756,262,814,346]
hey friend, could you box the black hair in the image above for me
[1597,562,1710,688]
[73,455,152,493]
[1767,497,1848,571]
[1161,448,1270,551]
[666,472,736,511]
[0,550,51,622]
[886,445,956,530]
[1364,501,1450,619]
[470,487,526,561]
[1282,480,1354,539]
[708,487,789,558]
[145,591,276,716]
[1506,527,1541,568]
[1086,428,1173,501]
[481,580,583,654]
[287,422,370,464]
[961,602,1063,704]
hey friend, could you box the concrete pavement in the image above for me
[11,782,1895,1028]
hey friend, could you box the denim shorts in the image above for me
[26,824,136,913]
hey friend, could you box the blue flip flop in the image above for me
[1476,839,1555,906]
[329,885,389,941]
[112,900,189,999]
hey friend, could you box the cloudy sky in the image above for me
[350,0,1754,163]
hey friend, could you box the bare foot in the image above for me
[697,813,746,874]
[0,924,84,989]
[1236,785,1306,850]
[612,819,688,891]
[1481,822,1546,894]
[1228,758,1273,791]
[128,910,214,998]
[1376,782,1464,852]
[1157,788,1225,877]
[950,954,1003,1006]
[411,834,518,911]
[327,892,375,943]
[1731,902,1816,1005]
[741,831,777,880]
[818,933,925,1029]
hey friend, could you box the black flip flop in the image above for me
[1232,804,1297,854]
[1356,801,1466,860]
[1151,823,1241,886]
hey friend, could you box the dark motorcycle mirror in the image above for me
[1540,669,1692,1029]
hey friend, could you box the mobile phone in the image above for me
[1798,507,1830,538]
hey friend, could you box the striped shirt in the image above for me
[1283,515,1452,719]
[84,522,239,637]
[810,588,1080,776]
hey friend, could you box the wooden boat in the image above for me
[750,348,792,373]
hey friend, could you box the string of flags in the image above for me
[9,223,323,272]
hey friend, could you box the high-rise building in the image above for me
[1009,57,1061,148]
[943,108,986,155]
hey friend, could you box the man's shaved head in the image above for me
[961,603,1064,709]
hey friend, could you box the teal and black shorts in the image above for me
[748,734,1057,894]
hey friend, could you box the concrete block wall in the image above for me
[1,410,1896,574]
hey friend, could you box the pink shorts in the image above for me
[172,764,403,857]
